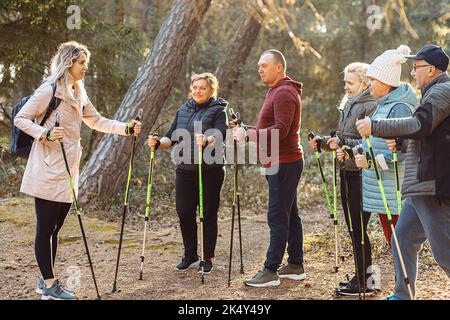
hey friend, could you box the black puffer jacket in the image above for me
[164,97,228,172]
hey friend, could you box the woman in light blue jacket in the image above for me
[355,46,419,247]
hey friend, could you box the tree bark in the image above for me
[115,0,125,27]
[79,0,212,204]
[215,1,265,101]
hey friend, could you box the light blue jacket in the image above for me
[361,83,419,214]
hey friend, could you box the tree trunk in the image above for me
[79,0,212,204]
[215,1,265,101]
[115,0,125,27]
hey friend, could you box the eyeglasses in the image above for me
[413,64,432,71]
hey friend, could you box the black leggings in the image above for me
[34,197,71,280]
[175,167,225,259]
[340,170,372,281]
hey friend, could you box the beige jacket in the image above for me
[14,80,128,203]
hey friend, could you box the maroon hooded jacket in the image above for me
[248,76,303,168]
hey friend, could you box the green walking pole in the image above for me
[139,133,158,280]
[197,135,206,284]
[359,122,414,300]
[308,132,333,219]
[55,114,101,300]
[112,109,142,293]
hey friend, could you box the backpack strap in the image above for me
[38,83,61,126]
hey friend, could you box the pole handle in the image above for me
[229,108,242,125]
[136,108,143,121]
[148,132,159,151]
[344,146,354,160]
[308,131,322,153]
[357,147,371,161]
[55,113,60,127]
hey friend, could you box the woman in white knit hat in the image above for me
[345,45,420,293]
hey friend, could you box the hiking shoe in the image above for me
[175,256,200,271]
[197,259,213,274]
[36,277,74,295]
[278,263,306,280]
[334,280,376,297]
[41,280,76,300]
[386,294,402,300]
[244,269,280,288]
[36,277,46,295]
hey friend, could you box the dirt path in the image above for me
[0,197,448,300]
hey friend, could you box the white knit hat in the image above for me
[367,45,411,87]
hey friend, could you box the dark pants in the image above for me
[264,159,304,272]
[175,167,225,259]
[34,197,71,280]
[340,170,372,281]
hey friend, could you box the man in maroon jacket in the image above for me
[232,49,305,287]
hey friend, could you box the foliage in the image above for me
[0,0,448,212]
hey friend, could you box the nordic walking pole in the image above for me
[55,114,101,300]
[139,133,158,280]
[236,149,244,275]
[356,148,368,299]
[308,132,333,219]
[230,109,244,273]
[197,134,206,284]
[330,131,343,272]
[360,176,367,299]
[112,109,142,293]
[227,109,245,287]
[392,143,402,212]
[358,118,414,300]
[227,182,236,287]
[340,159,362,299]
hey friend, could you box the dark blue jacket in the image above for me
[165,97,228,171]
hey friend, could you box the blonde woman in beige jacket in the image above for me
[14,41,141,300]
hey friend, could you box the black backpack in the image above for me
[10,83,61,158]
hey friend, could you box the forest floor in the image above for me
[0,196,448,300]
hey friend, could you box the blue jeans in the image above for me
[393,196,450,299]
[264,159,304,272]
